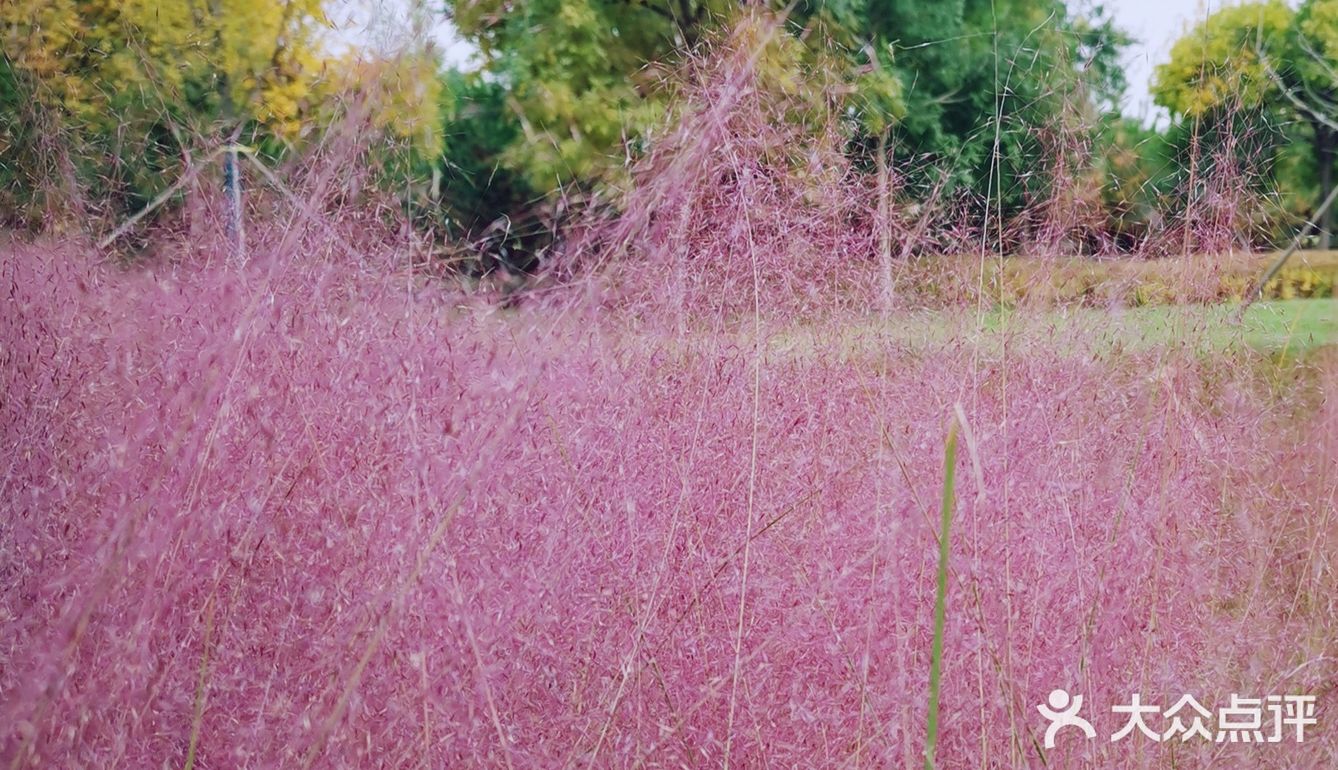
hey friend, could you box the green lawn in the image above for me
[771,299,1338,360]
[1069,298,1338,354]
[1224,298,1338,352]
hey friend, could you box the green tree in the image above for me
[1153,0,1338,247]
[439,1,906,273]
[447,0,723,191]
[443,0,1127,255]
[1287,0,1338,246]
[866,0,1129,223]
[446,0,902,192]
[433,69,543,274]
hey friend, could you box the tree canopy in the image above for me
[444,0,906,191]
[438,0,1129,259]
[1,0,327,220]
[1153,0,1338,246]
[11,0,1334,262]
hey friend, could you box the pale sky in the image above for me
[332,0,1286,125]
[324,0,475,66]
[1108,0,1308,125]
[1107,0,1229,125]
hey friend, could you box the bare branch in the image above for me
[1255,39,1338,131]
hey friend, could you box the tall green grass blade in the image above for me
[925,420,958,770]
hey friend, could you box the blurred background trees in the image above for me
[1153,0,1338,248]
[438,0,1127,265]
[1,0,327,226]
[2,0,1336,267]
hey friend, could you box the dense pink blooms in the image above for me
[3,24,1336,765]
[2,225,1335,767]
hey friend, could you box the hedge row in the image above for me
[906,251,1338,308]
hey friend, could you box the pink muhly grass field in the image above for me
[2,227,1336,767]
[3,21,1338,766]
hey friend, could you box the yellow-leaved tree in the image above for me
[1152,0,1338,246]
[1,0,327,224]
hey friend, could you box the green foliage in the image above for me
[434,69,547,273]
[924,416,957,770]
[0,54,53,227]
[1152,1,1293,118]
[448,0,712,191]
[437,71,532,229]
[1090,116,1174,246]
[438,1,913,271]
[442,0,1129,256]
[871,0,1129,216]
[1152,0,1338,246]
[1284,0,1338,115]
[447,1,906,192]
[1,0,328,222]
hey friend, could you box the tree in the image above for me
[438,1,907,274]
[443,0,1127,255]
[868,0,1129,226]
[446,1,902,193]
[1,0,327,221]
[1287,0,1338,247]
[446,0,726,191]
[1152,0,1338,247]
[432,69,544,274]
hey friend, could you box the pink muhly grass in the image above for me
[3,225,1336,767]
[3,21,1338,769]
[577,18,889,325]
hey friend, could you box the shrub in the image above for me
[896,252,1338,309]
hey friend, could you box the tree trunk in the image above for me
[1316,122,1336,251]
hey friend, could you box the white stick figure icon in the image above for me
[1037,689,1096,748]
